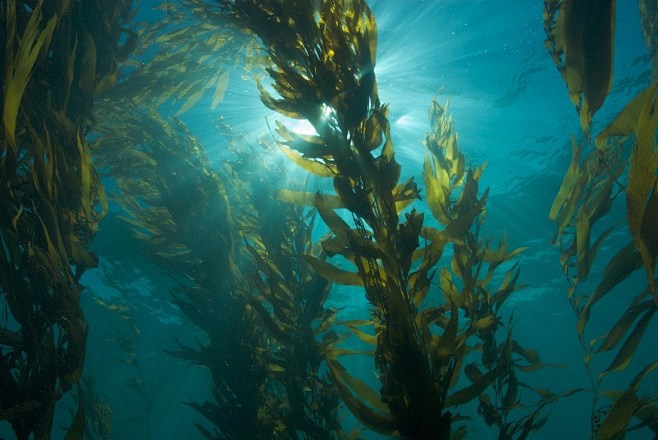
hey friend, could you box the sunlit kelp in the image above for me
[0,0,135,438]
[212,0,553,437]
[546,1,658,437]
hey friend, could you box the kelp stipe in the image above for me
[212,0,551,437]
[545,1,658,437]
[0,0,135,438]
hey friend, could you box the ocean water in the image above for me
[1,0,655,439]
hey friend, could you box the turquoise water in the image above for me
[2,1,654,439]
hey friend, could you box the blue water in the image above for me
[3,0,654,438]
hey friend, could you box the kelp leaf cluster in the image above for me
[546,0,658,437]
[1,0,135,438]
[215,0,553,438]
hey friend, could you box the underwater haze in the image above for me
[1,0,656,439]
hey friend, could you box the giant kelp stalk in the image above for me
[0,0,135,438]
[214,0,551,438]
[238,165,346,439]
[545,0,658,438]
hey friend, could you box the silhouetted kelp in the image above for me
[0,0,135,438]
[545,1,658,438]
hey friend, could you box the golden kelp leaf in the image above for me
[210,71,230,110]
[596,360,658,440]
[596,300,653,353]
[600,307,656,377]
[548,0,616,132]
[343,321,377,346]
[472,315,497,331]
[3,4,57,155]
[577,243,642,336]
[436,302,458,358]
[445,362,504,407]
[596,85,657,148]
[626,85,658,300]
[550,136,581,222]
[276,189,344,209]
[423,155,451,224]
[279,145,337,177]
[575,210,591,280]
[301,255,363,286]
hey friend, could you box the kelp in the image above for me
[239,172,348,439]
[543,0,616,135]
[96,0,262,116]
[213,0,550,437]
[0,0,135,438]
[547,2,658,438]
[93,106,276,438]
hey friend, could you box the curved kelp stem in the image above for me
[546,1,658,438]
[0,1,136,438]
[213,1,552,438]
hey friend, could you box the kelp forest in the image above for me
[0,0,656,439]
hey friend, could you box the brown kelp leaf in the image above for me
[279,145,337,177]
[325,357,396,435]
[577,243,643,336]
[343,320,377,346]
[549,136,581,219]
[596,361,658,440]
[596,85,657,149]
[445,362,504,407]
[546,0,616,132]
[596,299,654,353]
[3,2,57,155]
[301,255,362,286]
[626,85,658,301]
[276,189,344,208]
[600,307,656,377]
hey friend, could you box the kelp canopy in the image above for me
[1,0,657,439]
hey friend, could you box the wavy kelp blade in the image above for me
[596,361,658,440]
[596,299,654,353]
[276,189,344,208]
[577,242,642,336]
[301,255,363,286]
[599,307,656,376]
[3,1,57,156]
[626,85,658,303]
[544,0,616,133]
[596,85,657,148]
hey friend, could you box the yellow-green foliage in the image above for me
[545,1,658,437]
[0,0,135,438]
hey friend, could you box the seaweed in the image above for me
[1,0,135,438]
[212,0,552,438]
[546,1,658,437]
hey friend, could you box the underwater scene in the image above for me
[1,0,657,439]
